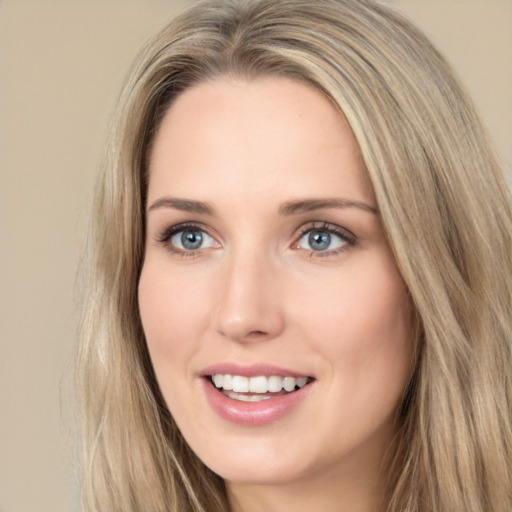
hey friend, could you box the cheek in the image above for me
[293,261,412,451]
[138,262,209,426]
[138,261,207,374]
[293,254,412,386]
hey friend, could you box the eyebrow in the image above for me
[147,196,378,216]
[147,197,215,215]
[279,198,378,216]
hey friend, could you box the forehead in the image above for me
[148,76,374,207]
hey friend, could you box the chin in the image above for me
[211,459,307,486]
[186,431,323,486]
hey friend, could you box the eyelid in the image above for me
[156,221,201,242]
[155,222,221,257]
[153,220,356,258]
[291,221,356,256]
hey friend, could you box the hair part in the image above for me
[77,1,512,510]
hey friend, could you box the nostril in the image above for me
[247,330,268,338]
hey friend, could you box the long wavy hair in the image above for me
[76,0,512,510]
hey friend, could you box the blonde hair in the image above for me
[77,0,512,510]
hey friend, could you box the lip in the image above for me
[200,362,312,379]
[200,363,315,426]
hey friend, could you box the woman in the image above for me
[77,0,512,510]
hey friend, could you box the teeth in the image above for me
[223,374,233,391]
[231,375,249,392]
[249,376,268,393]
[296,377,308,388]
[224,390,273,402]
[268,375,282,393]
[211,374,310,393]
[283,377,296,392]
[213,374,223,388]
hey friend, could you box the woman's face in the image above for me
[139,77,412,495]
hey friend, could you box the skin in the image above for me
[139,77,413,512]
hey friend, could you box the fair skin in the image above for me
[139,77,413,512]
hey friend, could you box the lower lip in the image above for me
[202,378,313,426]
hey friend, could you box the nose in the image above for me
[213,250,285,343]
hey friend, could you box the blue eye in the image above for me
[170,228,215,251]
[297,228,348,252]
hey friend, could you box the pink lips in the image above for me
[200,362,311,379]
[200,363,314,426]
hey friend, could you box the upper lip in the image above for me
[199,362,314,379]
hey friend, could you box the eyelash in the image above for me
[155,221,356,259]
[294,222,356,258]
[156,222,213,259]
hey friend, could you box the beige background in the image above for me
[0,1,510,511]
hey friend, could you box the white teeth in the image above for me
[268,375,283,393]
[211,374,310,394]
[222,374,233,391]
[231,375,249,393]
[283,377,296,392]
[249,376,268,393]
[296,377,308,388]
[213,374,223,388]
[224,390,273,402]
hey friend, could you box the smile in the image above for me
[200,364,315,425]
[211,374,310,400]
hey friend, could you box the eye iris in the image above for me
[181,230,203,250]
[308,231,331,251]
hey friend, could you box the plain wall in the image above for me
[0,1,510,511]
